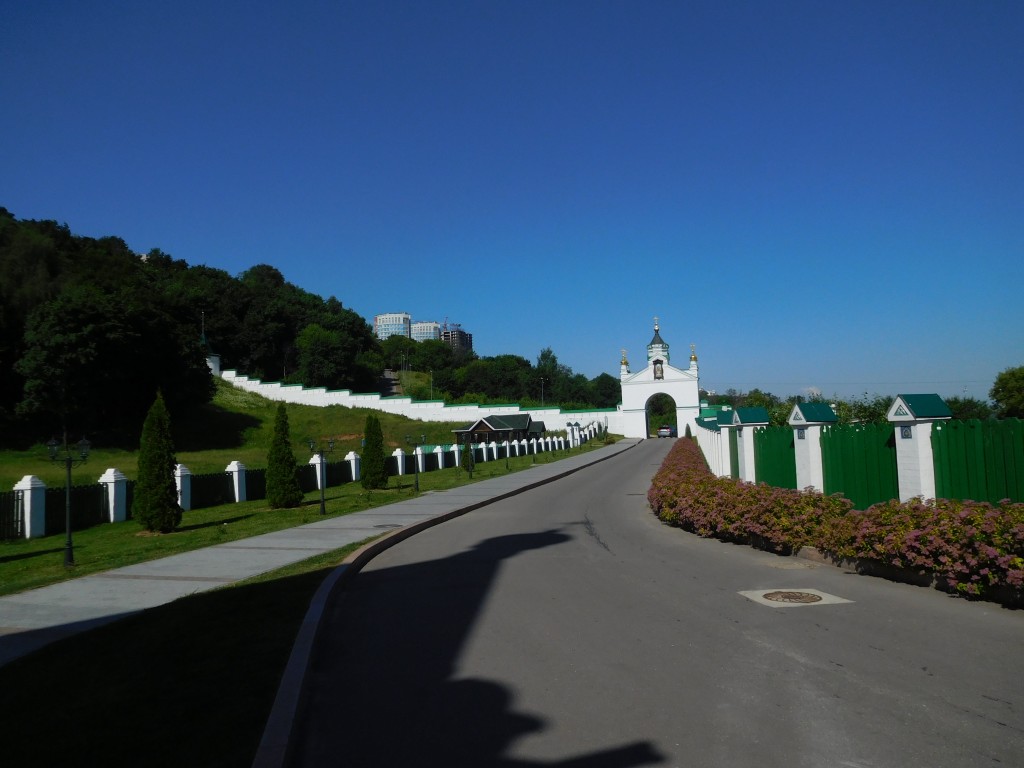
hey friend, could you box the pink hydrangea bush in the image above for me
[649,439,1024,603]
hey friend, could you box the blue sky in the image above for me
[3,1,1021,401]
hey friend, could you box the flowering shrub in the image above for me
[649,439,1024,603]
[819,497,1024,598]
[648,440,851,553]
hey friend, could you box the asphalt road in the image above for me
[288,439,1024,767]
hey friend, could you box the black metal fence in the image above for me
[43,484,106,536]
[192,472,234,509]
[246,467,267,501]
[0,490,22,541]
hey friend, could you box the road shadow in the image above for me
[289,530,664,767]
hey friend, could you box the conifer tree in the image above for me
[361,414,387,490]
[266,402,303,508]
[133,391,182,533]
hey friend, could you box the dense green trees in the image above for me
[990,366,1024,419]
[0,210,375,447]
[133,392,182,533]
[266,403,303,509]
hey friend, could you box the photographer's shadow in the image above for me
[291,530,664,767]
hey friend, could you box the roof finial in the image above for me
[690,343,697,362]
[621,348,629,366]
[654,315,659,332]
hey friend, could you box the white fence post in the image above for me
[14,476,46,539]
[307,455,325,490]
[346,451,361,482]
[173,464,192,512]
[226,461,247,502]
[100,468,130,521]
[393,448,407,475]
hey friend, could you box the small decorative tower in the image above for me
[620,348,630,381]
[647,317,670,364]
[689,343,698,372]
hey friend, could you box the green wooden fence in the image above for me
[932,418,1024,503]
[753,426,796,488]
[821,423,898,511]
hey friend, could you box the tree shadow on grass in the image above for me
[0,547,64,565]
[173,402,263,451]
[290,530,665,767]
[176,514,255,532]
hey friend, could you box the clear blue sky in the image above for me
[3,1,1021,401]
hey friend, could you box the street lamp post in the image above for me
[406,434,425,492]
[47,437,90,567]
[308,438,335,515]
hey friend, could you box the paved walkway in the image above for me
[0,440,640,670]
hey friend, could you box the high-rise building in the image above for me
[374,312,411,340]
[442,324,473,354]
[411,321,441,342]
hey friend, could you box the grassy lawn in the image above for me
[0,542,370,767]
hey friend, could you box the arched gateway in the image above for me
[619,318,700,438]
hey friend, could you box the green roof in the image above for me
[793,402,837,423]
[733,407,770,425]
[895,394,952,419]
[452,413,544,435]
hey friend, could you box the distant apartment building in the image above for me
[442,325,473,355]
[411,321,441,342]
[376,312,473,353]
[374,312,411,340]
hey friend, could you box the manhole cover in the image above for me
[762,590,823,604]
[739,588,852,608]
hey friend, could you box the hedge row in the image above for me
[648,439,1024,603]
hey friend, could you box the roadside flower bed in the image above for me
[648,439,1024,604]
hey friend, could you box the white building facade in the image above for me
[617,319,701,439]
[374,312,412,340]
[411,321,441,342]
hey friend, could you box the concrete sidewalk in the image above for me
[0,440,640,669]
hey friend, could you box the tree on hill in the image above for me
[990,366,1024,418]
[361,414,388,490]
[266,403,303,508]
[944,396,993,421]
[133,392,182,533]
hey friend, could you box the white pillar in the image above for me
[101,468,130,521]
[14,475,46,539]
[433,445,444,469]
[226,461,247,502]
[392,448,407,475]
[894,422,940,501]
[736,428,757,483]
[346,451,361,482]
[415,445,425,474]
[792,426,826,492]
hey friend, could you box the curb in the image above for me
[251,440,639,768]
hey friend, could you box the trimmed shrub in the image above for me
[133,392,182,533]
[361,414,387,490]
[266,403,303,509]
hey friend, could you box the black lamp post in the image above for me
[47,436,90,567]
[308,438,335,515]
[406,434,425,491]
